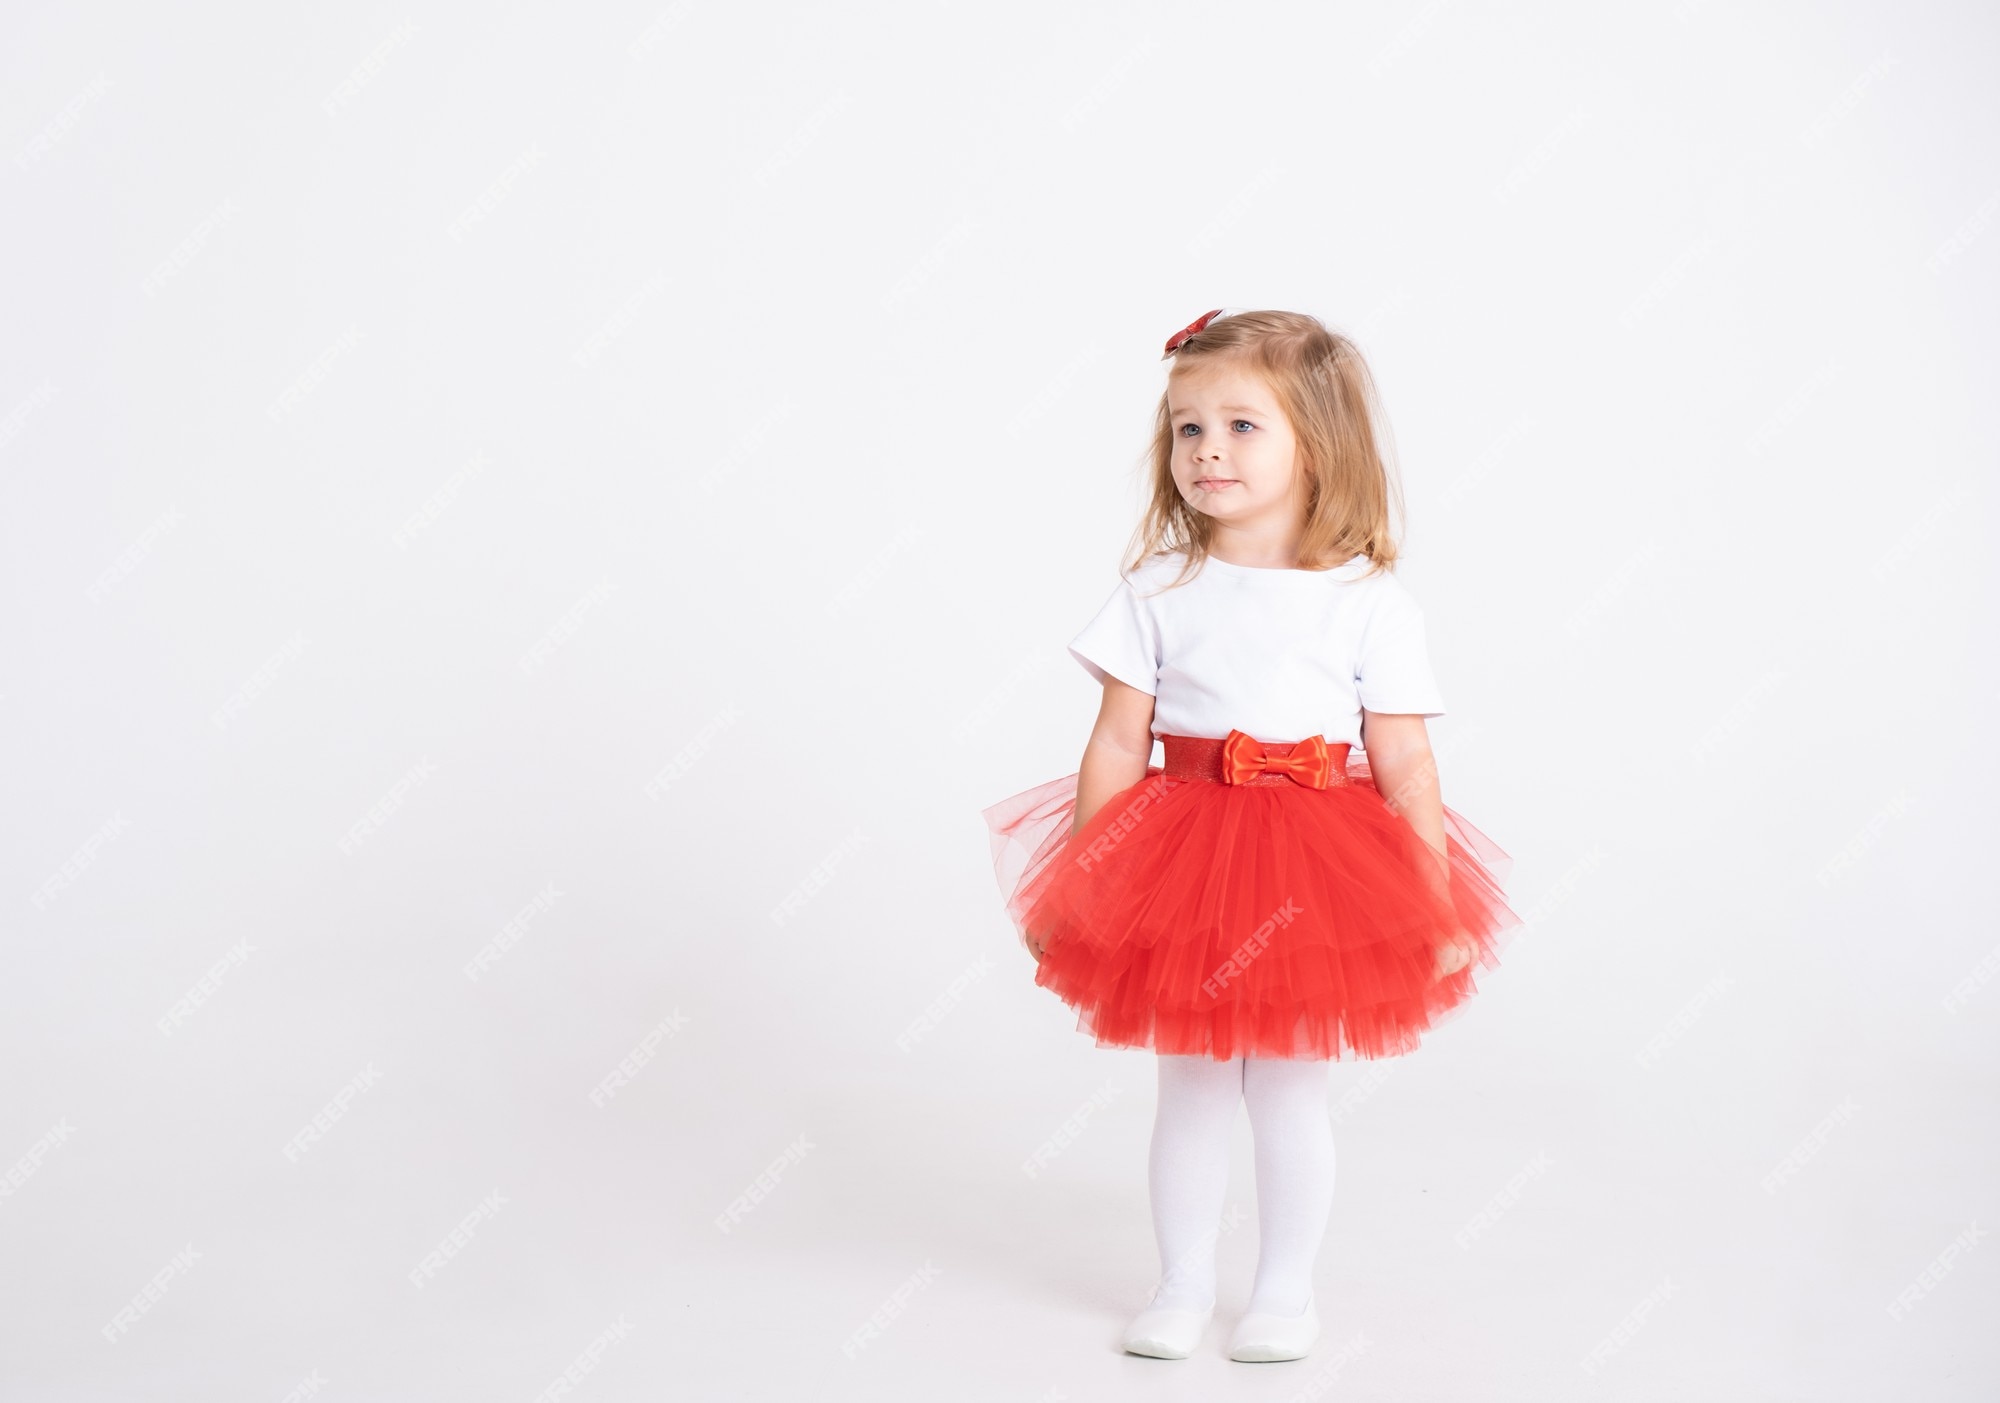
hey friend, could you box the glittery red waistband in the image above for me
[1159,732,1353,787]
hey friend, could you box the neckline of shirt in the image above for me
[1192,550,1372,578]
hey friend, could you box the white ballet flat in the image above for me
[1121,1301,1214,1359]
[1226,1292,1320,1362]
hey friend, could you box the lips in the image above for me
[1194,478,1239,490]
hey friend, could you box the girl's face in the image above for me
[1165,362,1307,532]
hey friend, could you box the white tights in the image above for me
[1146,1053,1335,1318]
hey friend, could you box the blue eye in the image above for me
[1177,419,1255,436]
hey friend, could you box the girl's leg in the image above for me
[1143,1051,1244,1311]
[1240,1055,1337,1317]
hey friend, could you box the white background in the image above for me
[3,1,1996,1398]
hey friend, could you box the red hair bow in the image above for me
[1164,307,1226,355]
[1221,729,1335,789]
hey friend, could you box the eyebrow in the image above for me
[1168,404,1269,418]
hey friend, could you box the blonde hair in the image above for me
[1121,309,1407,591]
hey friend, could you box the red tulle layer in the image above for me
[980,755,1522,1062]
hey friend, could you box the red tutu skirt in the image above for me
[980,731,1522,1062]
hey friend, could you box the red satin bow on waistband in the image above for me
[1221,729,1334,789]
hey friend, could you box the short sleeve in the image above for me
[1068,576,1160,695]
[1354,577,1446,717]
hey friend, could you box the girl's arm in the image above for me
[1074,677,1157,834]
[1361,709,1472,977]
[1024,680,1154,963]
[1358,710,1446,865]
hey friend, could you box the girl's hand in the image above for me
[1025,923,1049,963]
[1431,936,1475,980]
[1421,843,1473,978]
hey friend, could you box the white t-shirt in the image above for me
[1067,549,1446,750]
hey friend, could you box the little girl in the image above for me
[981,307,1521,1363]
